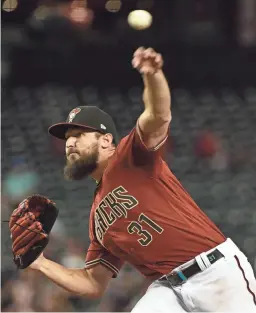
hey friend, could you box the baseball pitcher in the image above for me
[9,47,256,312]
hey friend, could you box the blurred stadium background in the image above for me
[1,0,256,311]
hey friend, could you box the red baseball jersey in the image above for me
[85,125,226,279]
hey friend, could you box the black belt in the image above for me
[160,249,224,286]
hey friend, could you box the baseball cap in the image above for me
[48,106,119,144]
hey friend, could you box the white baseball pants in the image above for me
[131,239,256,312]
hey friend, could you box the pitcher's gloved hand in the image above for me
[9,194,58,269]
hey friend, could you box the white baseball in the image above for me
[128,10,153,30]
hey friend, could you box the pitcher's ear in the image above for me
[99,133,114,149]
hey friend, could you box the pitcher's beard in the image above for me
[64,152,98,180]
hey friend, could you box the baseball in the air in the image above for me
[128,10,152,30]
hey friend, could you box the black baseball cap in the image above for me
[48,106,119,143]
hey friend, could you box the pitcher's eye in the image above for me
[70,132,82,138]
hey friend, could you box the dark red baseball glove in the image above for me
[9,194,58,269]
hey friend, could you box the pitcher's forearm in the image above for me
[38,258,100,298]
[142,70,171,118]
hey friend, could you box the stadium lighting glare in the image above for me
[69,0,93,25]
[105,0,122,13]
[70,7,88,23]
[2,0,18,12]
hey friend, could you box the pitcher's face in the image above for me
[64,128,100,180]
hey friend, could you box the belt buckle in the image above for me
[166,270,188,286]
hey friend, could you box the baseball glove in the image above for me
[9,194,58,269]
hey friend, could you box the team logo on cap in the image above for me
[68,108,81,123]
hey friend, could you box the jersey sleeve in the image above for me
[116,121,169,173]
[84,239,124,278]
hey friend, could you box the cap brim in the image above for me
[48,123,99,140]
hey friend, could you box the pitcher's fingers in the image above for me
[153,58,163,70]
[154,54,162,65]
[14,232,47,255]
[12,222,43,252]
[132,57,142,69]
[10,213,35,236]
[133,47,145,57]
[143,48,155,59]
